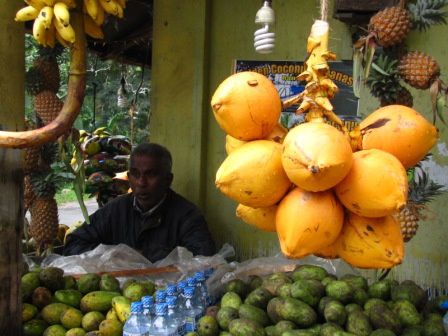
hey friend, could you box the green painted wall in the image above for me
[152,0,447,291]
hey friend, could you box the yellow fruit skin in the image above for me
[360,105,438,169]
[335,149,408,218]
[335,212,404,269]
[15,6,40,22]
[216,140,290,208]
[111,296,131,323]
[282,122,353,192]
[276,187,344,259]
[84,14,104,39]
[236,203,277,232]
[211,71,281,141]
[225,135,247,155]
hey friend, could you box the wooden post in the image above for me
[0,1,25,334]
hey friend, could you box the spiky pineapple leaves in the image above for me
[408,0,448,32]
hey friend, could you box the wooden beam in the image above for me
[0,2,25,335]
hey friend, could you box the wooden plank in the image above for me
[334,0,398,12]
[0,2,25,335]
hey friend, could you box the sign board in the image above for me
[234,60,359,120]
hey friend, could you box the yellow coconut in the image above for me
[335,149,408,218]
[236,203,277,232]
[359,105,438,169]
[216,140,290,208]
[276,187,344,259]
[335,212,404,269]
[211,71,281,141]
[225,135,247,155]
[282,122,353,192]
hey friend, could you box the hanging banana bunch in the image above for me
[15,0,127,47]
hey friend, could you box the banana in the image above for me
[98,0,121,17]
[15,6,40,22]
[55,28,71,47]
[54,2,70,26]
[84,0,99,20]
[116,2,123,18]
[93,4,105,25]
[24,0,47,10]
[45,23,56,48]
[39,6,54,29]
[32,16,47,45]
[57,0,77,8]
[84,14,104,39]
[54,18,75,43]
[41,0,56,5]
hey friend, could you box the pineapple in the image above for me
[395,165,445,242]
[398,51,440,89]
[29,170,60,252]
[34,90,64,125]
[25,67,46,96]
[23,121,42,174]
[366,54,413,107]
[24,175,36,212]
[368,4,412,48]
[33,46,62,94]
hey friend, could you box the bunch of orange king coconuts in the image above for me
[211,19,438,270]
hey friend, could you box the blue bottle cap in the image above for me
[183,286,195,297]
[195,271,206,281]
[156,290,167,301]
[131,301,143,313]
[177,280,187,291]
[166,284,177,295]
[141,295,154,306]
[155,302,167,315]
[166,295,177,307]
[440,300,448,310]
[187,277,196,286]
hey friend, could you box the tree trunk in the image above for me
[0,1,25,334]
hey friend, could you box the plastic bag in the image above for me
[39,243,235,286]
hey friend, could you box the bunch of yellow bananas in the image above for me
[15,0,127,47]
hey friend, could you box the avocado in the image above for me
[291,265,328,281]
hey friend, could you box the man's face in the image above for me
[128,154,173,211]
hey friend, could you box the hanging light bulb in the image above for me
[254,0,275,54]
[117,76,128,108]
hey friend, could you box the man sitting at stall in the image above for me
[63,142,216,262]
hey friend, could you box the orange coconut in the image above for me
[276,187,344,258]
[211,71,282,141]
[335,212,404,269]
[236,203,277,232]
[314,242,339,259]
[282,122,353,192]
[225,135,247,155]
[359,105,438,168]
[335,149,408,218]
[216,140,290,208]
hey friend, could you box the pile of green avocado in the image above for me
[21,266,155,336]
[193,264,447,336]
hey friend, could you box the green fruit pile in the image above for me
[198,265,447,336]
[76,127,132,207]
[21,266,156,336]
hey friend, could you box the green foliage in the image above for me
[25,35,151,144]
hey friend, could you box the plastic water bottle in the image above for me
[441,300,448,335]
[166,284,177,297]
[155,289,167,303]
[166,295,184,335]
[142,295,155,322]
[183,286,203,332]
[194,271,210,307]
[149,303,177,336]
[177,280,188,309]
[123,301,151,336]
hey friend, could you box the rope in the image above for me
[320,0,329,22]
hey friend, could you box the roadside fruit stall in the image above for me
[1,0,448,335]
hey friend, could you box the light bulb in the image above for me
[254,1,275,54]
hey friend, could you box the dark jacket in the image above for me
[63,189,216,262]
